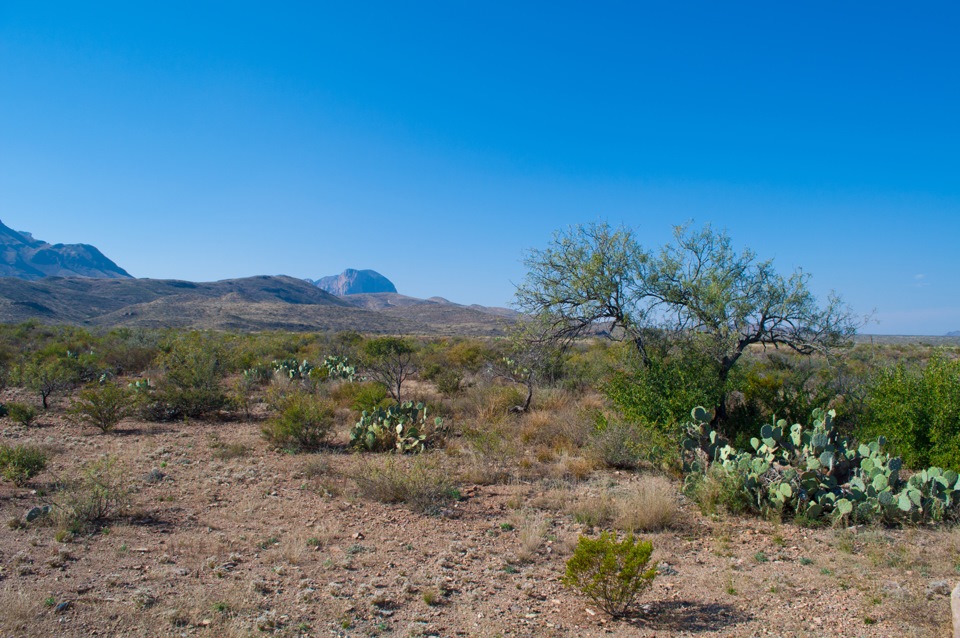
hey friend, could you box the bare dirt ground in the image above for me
[1,399,957,638]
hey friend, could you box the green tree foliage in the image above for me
[860,353,960,471]
[25,357,73,409]
[602,340,723,440]
[362,336,417,402]
[516,222,859,425]
[562,532,658,618]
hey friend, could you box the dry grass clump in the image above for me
[458,382,526,424]
[351,455,459,515]
[508,509,551,564]
[613,474,677,532]
[568,491,618,528]
[564,475,677,532]
[0,587,43,635]
[458,424,520,485]
[518,405,593,452]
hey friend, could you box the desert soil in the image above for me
[1,400,957,638]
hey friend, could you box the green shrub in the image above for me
[6,402,38,427]
[434,369,463,396]
[351,382,391,413]
[150,333,229,420]
[262,392,335,452]
[562,532,658,618]
[603,347,722,443]
[859,354,960,470]
[0,444,48,486]
[68,382,133,433]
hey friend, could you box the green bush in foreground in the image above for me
[0,444,48,486]
[68,382,133,433]
[262,392,335,452]
[7,402,38,427]
[563,532,658,618]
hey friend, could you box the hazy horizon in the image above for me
[1,3,957,335]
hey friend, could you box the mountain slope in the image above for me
[0,220,131,280]
[312,269,397,295]
[0,275,514,335]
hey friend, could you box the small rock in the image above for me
[927,580,952,598]
[24,505,52,522]
[142,469,165,484]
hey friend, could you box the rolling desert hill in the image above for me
[0,275,514,335]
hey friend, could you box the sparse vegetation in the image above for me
[351,456,459,515]
[0,319,956,636]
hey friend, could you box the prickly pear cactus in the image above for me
[350,401,445,454]
[682,405,960,524]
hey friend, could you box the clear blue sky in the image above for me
[1,2,958,335]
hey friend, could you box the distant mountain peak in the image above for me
[311,269,397,296]
[0,219,131,280]
[947,330,960,337]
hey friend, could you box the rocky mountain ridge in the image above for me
[0,220,131,280]
[310,269,397,295]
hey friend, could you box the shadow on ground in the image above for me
[630,599,752,632]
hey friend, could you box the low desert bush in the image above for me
[434,369,463,396]
[519,407,593,452]
[329,381,391,413]
[262,391,335,452]
[589,418,680,473]
[351,455,459,515]
[563,532,658,618]
[568,492,618,529]
[0,444,48,486]
[461,382,527,423]
[67,382,133,433]
[7,402,38,427]
[459,425,519,485]
[148,333,229,420]
[54,456,129,533]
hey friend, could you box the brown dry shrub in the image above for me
[351,455,459,515]
[567,492,618,529]
[457,382,526,423]
[550,454,596,481]
[518,405,594,452]
[613,475,677,532]
[458,424,521,485]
